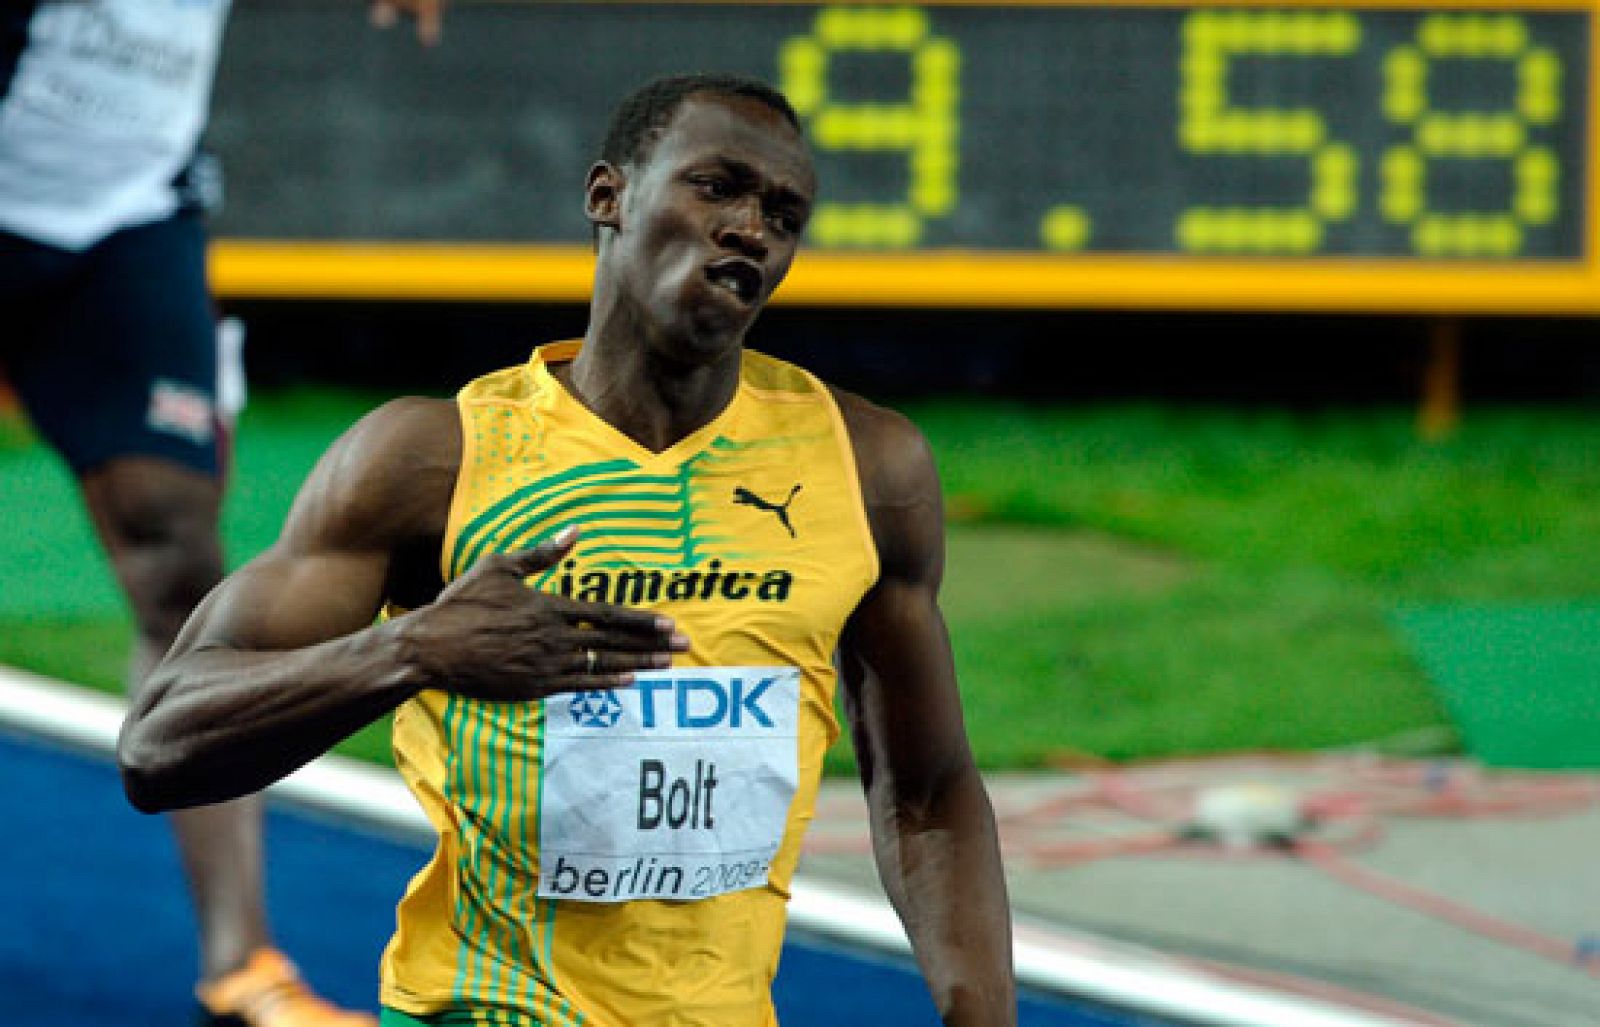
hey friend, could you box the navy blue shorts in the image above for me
[0,210,227,478]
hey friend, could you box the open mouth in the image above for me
[704,258,764,306]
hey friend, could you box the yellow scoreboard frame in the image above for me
[210,0,1600,314]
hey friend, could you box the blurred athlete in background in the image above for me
[0,3,441,1024]
[118,73,1017,1025]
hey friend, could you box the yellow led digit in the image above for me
[1381,14,1562,258]
[779,6,959,249]
[1177,10,1361,255]
[1040,206,1091,251]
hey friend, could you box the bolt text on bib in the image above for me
[638,758,718,830]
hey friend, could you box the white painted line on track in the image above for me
[0,663,1437,1027]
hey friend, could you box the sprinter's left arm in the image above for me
[834,390,1016,1027]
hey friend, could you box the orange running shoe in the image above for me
[195,949,378,1027]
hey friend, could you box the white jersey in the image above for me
[0,0,230,250]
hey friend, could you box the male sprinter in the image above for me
[0,3,441,1024]
[119,74,1016,1026]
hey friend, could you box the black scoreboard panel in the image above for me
[208,1,1600,311]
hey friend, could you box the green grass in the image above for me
[926,403,1600,595]
[921,402,1600,765]
[5,390,1597,770]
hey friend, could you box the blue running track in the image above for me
[0,729,1163,1026]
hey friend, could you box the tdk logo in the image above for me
[569,690,623,728]
[568,676,778,730]
[639,676,777,730]
[640,676,775,729]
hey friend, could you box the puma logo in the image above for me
[733,484,802,539]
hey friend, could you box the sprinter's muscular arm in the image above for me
[119,397,683,812]
[833,389,1017,1027]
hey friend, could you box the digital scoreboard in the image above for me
[210,1,1600,312]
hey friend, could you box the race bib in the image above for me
[537,667,800,904]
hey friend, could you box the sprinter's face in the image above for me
[589,94,815,360]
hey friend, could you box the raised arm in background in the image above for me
[369,0,446,45]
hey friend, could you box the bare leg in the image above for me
[82,456,270,982]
